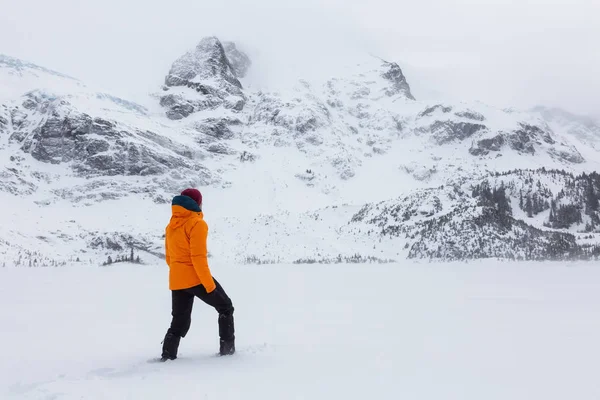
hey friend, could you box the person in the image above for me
[160,188,235,361]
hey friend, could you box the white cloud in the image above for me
[0,0,598,116]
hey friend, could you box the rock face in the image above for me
[469,135,505,156]
[466,122,584,163]
[455,110,485,121]
[160,37,246,119]
[8,92,199,177]
[0,108,8,136]
[380,61,415,100]
[429,120,487,144]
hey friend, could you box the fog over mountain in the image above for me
[1,0,598,117]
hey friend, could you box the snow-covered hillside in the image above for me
[1,36,600,265]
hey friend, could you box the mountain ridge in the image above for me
[1,37,600,265]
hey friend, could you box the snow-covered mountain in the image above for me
[1,37,600,266]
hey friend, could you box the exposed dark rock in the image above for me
[207,143,234,155]
[429,120,487,144]
[239,151,256,162]
[548,147,585,164]
[469,134,505,156]
[159,95,195,120]
[10,107,29,134]
[161,37,246,119]
[455,110,486,121]
[194,118,240,140]
[0,167,37,195]
[165,37,241,89]
[380,61,415,100]
[516,123,555,145]
[22,98,38,110]
[0,113,8,135]
[508,130,536,154]
[6,95,200,177]
[419,104,452,118]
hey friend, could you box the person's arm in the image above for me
[165,234,171,266]
[190,220,216,293]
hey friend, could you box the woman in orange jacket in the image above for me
[160,188,235,361]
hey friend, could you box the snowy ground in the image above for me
[2,261,600,399]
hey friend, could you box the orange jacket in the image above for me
[164,195,216,292]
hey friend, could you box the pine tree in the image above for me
[130,247,134,262]
[107,256,113,265]
[519,190,524,210]
[585,183,598,215]
[526,196,533,218]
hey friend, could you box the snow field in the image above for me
[1,261,600,399]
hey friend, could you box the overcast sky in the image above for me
[1,0,598,116]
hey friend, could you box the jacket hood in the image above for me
[168,195,202,229]
[172,195,201,212]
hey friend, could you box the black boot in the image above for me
[161,331,181,361]
[218,313,235,355]
[220,338,235,356]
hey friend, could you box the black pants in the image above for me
[167,278,235,342]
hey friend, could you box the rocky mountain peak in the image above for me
[2,49,600,264]
[164,36,241,89]
[160,37,246,120]
[380,60,415,100]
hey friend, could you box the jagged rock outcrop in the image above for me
[467,122,584,163]
[416,104,489,144]
[193,117,242,142]
[429,120,488,144]
[469,134,505,156]
[0,107,8,136]
[418,105,486,122]
[548,147,584,163]
[419,104,453,118]
[509,123,554,153]
[160,37,246,119]
[164,37,241,89]
[7,92,200,177]
[380,61,415,100]
[455,110,485,121]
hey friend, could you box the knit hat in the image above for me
[181,188,202,206]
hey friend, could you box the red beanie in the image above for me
[181,188,202,206]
